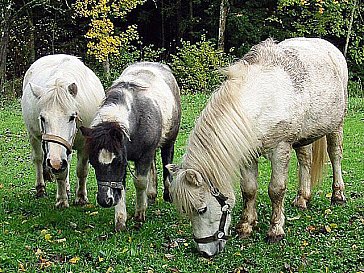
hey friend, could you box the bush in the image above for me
[169,36,234,94]
[93,42,166,89]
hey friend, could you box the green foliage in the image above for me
[170,36,234,94]
[94,42,166,88]
[274,0,364,79]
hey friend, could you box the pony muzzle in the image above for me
[196,239,226,257]
[96,183,122,208]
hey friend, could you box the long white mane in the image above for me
[181,66,261,197]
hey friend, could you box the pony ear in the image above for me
[166,164,180,176]
[80,126,92,137]
[68,83,78,97]
[29,82,45,98]
[185,169,204,186]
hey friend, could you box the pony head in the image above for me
[166,164,232,257]
[80,122,129,208]
[30,81,80,177]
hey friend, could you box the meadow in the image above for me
[0,95,363,273]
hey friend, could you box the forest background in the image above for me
[0,0,363,97]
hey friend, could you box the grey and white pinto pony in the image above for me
[167,37,348,257]
[80,62,181,231]
[22,54,105,208]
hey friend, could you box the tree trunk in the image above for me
[218,0,229,51]
[102,58,110,78]
[344,0,357,57]
[0,1,11,95]
[161,0,165,48]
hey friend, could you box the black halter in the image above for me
[193,186,231,244]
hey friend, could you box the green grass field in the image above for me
[0,96,363,273]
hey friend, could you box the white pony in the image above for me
[167,38,348,257]
[22,54,105,208]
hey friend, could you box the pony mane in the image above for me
[175,75,260,214]
[37,79,78,112]
[86,122,128,156]
[228,38,308,91]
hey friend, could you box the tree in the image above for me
[74,0,146,76]
[274,0,364,79]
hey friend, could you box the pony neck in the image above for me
[183,75,259,197]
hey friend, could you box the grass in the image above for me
[0,95,363,273]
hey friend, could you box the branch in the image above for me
[344,0,357,57]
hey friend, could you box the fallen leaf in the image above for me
[325,192,332,198]
[329,223,338,229]
[325,225,332,233]
[89,211,98,216]
[302,240,309,247]
[69,256,80,264]
[18,263,26,272]
[44,233,52,241]
[106,266,113,273]
[287,214,301,221]
[306,225,316,232]
[324,208,332,215]
[164,254,175,260]
[55,238,66,243]
[98,256,104,262]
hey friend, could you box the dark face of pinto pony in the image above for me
[81,122,128,207]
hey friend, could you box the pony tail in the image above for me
[311,136,328,187]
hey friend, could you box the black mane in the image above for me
[103,82,145,106]
[86,122,126,155]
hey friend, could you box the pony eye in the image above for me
[197,207,207,215]
[39,115,45,122]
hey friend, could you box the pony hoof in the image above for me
[266,234,284,243]
[35,186,46,198]
[292,196,309,210]
[115,222,127,232]
[331,197,346,206]
[134,212,146,222]
[74,197,89,206]
[236,222,255,239]
[56,200,69,208]
[163,190,172,203]
[147,195,156,205]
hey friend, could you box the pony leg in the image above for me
[292,144,312,209]
[236,160,258,238]
[115,188,127,232]
[74,149,89,205]
[134,161,151,222]
[327,127,346,205]
[146,155,157,204]
[55,176,69,208]
[30,136,46,197]
[161,143,175,202]
[267,142,291,243]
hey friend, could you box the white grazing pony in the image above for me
[22,54,105,208]
[167,38,348,257]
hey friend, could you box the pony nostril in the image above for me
[46,159,52,168]
[60,159,68,171]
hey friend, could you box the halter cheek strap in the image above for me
[193,188,231,244]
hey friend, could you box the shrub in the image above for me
[94,42,166,88]
[169,36,234,94]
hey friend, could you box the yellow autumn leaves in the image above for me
[74,0,145,62]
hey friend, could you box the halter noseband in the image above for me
[193,184,231,244]
[41,115,81,156]
[97,180,124,190]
